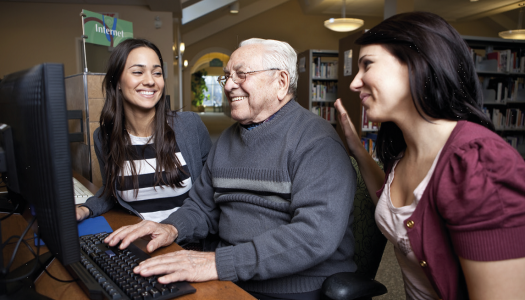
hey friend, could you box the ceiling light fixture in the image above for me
[324,0,364,32]
[230,2,239,14]
[499,4,525,40]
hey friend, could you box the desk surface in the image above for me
[1,172,254,300]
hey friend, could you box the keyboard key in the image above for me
[150,288,160,298]
[142,291,152,300]
[78,234,196,300]
[167,283,179,293]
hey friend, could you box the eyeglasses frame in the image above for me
[217,68,281,88]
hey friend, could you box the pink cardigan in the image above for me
[377,121,525,299]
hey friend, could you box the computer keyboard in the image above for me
[73,177,94,204]
[68,232,196,300]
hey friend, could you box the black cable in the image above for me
[3,216,35,273]
[0,239,40,283]
[0,222,77,283]
[32,225,77,283]
[2,236,35,247]
[0,201,20,221]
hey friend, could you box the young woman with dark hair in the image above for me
[75,39,211,229]
[335,11,525,299]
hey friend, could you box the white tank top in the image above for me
[375,149,442,300]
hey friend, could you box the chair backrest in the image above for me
[350,157,387,279]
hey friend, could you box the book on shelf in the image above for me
[477,49,525,73]
[484,77,525,102]
[311,56,338,79]
[361,106,380,130]
[361,132,377,158]
[311,103,335,124]
[486,107,525,129]
[311,81,337,101]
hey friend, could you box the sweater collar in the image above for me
[237,99,298,141]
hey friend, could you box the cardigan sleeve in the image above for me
[435,137,525,261]
[82,128,116,217]
[192,112,212,166]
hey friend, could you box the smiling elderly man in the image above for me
[105,38,357,300]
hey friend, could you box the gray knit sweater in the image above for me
[162,100,357,294]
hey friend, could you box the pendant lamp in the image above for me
[499,5,525,40]
[324,0,364,32]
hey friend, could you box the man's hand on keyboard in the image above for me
[134,250,219,283]
[104,220,178,253]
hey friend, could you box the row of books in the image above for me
[311,81,337,101]
[311,104,336,124]
[361,133,378,158]
[311,56,338,79]
[471,48,525,73]
[362,107,380,130]
[506,136,523,150]
[482,107,525,129]
[484,77,525,103]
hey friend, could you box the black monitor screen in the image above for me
[0,63,79,266]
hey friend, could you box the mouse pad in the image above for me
[35,216,114,246]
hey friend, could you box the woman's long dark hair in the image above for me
[355,12,494,166]
[100,38,185,198]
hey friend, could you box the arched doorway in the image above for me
[189,52,230,113]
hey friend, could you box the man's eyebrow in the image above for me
[223,62,245,73]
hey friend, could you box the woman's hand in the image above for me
[334,98,365,157]
[334,98,385,206]
[76,206,90,221]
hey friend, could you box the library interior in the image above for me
[1,1,525,300]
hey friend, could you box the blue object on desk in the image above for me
[35,216,114,246]
[78,216,114,236]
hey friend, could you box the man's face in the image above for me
[223,44,281,125]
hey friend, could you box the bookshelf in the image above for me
[335,30,378,157]
[463,35,525,157]
[296,49,339,124]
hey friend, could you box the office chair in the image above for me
[322,157,388,300]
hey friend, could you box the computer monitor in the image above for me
[0,63,79,297]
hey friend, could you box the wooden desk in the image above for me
[1,172,254,300]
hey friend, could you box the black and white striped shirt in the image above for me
[117,134,192,222]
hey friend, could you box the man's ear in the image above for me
[276,70,290,101]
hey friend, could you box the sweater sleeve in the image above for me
[215,136,356,282]
[160,147,220,242]
[435,137,525,261]
[82,128,115,217]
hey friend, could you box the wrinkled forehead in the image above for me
[224,44,265,73]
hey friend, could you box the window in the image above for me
[203,76,223,107]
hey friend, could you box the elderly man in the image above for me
[105,38,357,300]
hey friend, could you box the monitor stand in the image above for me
[0,212,54,300]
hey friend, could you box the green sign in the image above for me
[83,9,133,47]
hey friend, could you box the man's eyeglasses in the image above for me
[217,68,281,88]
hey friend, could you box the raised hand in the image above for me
[334,98,364,157]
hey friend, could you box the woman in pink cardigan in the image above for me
[336,11,525,299]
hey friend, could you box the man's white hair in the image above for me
[239,38,298,97]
